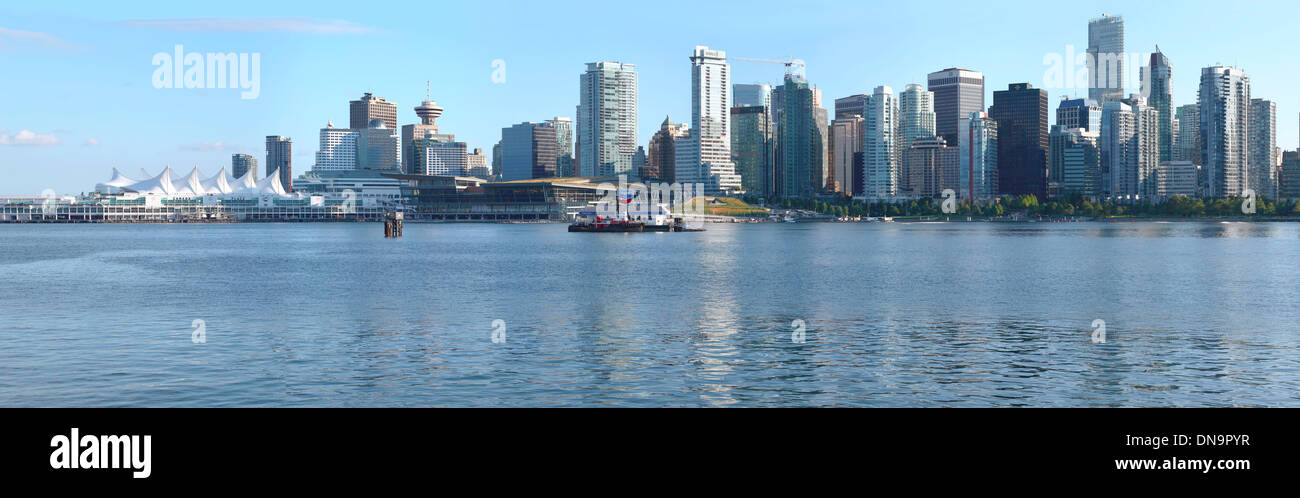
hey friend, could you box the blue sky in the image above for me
[1,0,1297,194]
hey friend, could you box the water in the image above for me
[1,221,1298,407]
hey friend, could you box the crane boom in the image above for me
[732,56,806,76]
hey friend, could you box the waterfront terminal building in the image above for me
[2,168,655,223]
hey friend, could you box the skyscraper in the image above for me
[1280,151,1300,199]
[678,46,740,193]
[897,84,936,195]
[829,116,862,195]
[774,72,826,198]
[349,92,398,130]
[467,148,490,178]
[357,119,401,171]
[1056,98,1101,132]
[1051,126,1101,198]
[898,86,934,144]
[927,68,984,146]
[1144,48,1174,162]
[231,153,258,180]
[989,83,1049,198]
[731,105,772,194]
[860,85,898,200]
[501,121,559,181]
[904,136,958,198]
[265,135,292,192]
[313,121,359,172]
[412,131,468,177]
[1199,66,1250,198]
[1175,104,1200,164]
[1249,98,1278,199]
[834,94,869,120]
[647,117,688,183]
[576,62,638,177]
[959,111,998,201]
[733,83,771,108]
[1100,97,1159,200]
[548,117,574,177]
[1087,15,1126,103]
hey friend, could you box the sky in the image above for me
[1,0,1298,194]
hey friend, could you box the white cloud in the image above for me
[83,138,101,147]
[0,129,61,146]
[0,27,83,51]
[118,18,374,35]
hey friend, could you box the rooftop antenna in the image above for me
[426,80,431,101]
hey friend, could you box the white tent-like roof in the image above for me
[98,168,142,188]
[124,166,179,195]
[255,169,289,196]
[106,166,297,198]
[200,167,233,195]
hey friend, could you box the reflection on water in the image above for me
[1,222,1298,407]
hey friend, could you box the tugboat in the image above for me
[568,215,646,232]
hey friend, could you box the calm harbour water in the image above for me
[1,221,1298,407]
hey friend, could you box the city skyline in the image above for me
[2,1,1299,194]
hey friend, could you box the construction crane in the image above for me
[732,56,806,77]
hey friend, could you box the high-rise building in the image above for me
[576,62,637,177]
[349,92,398,130]
[904,136,958,198]
[401,92,445,173]
[312,121,359,172]
[1280,151,1300,199]
[1158,160,1198,198]
[678,46,740,193]
[265,135,292,192]
[815,107,829,190]
[231,153,258,180]
[1199,66,1250,198]
[1087,15,1126,103]
[898,84,936,192]
[860,85,898,200]
[731,105,772,194]
[733,83,771,108]
[491,141,502,180]
[834,94,869,121]
[898,84,935,149]
[774,73,826,198]
[501,121,559,181]
[411,131,468,176]
[829,116,862,195]
[1144,48,1174,162]
[647,117,688,183]
[1100,100,1134,197]
[1249,98,1278,199]
[927,68,984,147]
[467,148,490,178]
[1175,104,1200,164]
[1056,97,1101,132]
[633,146,647,179]
[548,117,574,177]
[959,111,998,201]
[1050,126,1101,198]
[1127,95,1160,199]
[1099,96,1159,200]
[989,83,1049,198]
[357,119,401,171]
